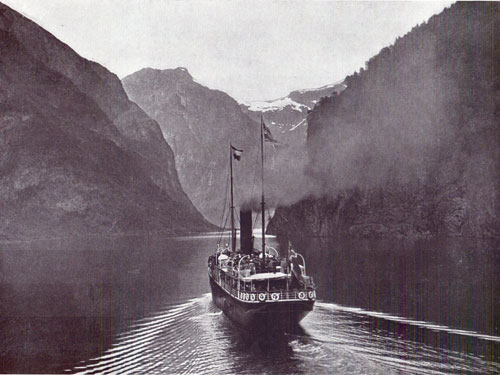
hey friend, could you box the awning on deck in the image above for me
[241,272,287,282]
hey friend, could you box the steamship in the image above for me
[208,117,316,330]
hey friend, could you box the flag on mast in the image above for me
[231,145,243,160]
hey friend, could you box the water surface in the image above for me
[0,235,498,374]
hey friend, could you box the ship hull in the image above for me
[209,274,314,331]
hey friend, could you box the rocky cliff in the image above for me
[122,68,341,223]
[0,4,212,239]
[269,2,500,239]
[122,68,260,224]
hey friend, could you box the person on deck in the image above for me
[289,250,304,289]
[280,257,289,274]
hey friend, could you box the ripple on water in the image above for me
[69,296,500,375]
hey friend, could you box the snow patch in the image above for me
[246,97,308,113]
[237,80,346,112]
[289,119,306,132]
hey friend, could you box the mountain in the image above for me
[123,70,347,223]
[268,2,500,239]
[0,4,212,239]
[122,68,260,224]
[239,82,346,148]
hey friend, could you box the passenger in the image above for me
[249,262,256,275]
[290,250,304,288]
[280,257,289,274]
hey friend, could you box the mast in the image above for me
[230,144,236,253]
[260,116,266,268]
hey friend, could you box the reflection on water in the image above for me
[0,235,499,374]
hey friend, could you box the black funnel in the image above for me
[240,210,253,255]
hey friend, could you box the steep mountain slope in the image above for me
[239,82,346,148]
[0,4,211,239]
[123,68,260,224]
[123,70,347,223]
[269,2,500,239]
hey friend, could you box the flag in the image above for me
[262,119,279,143]
[231,145,243,160]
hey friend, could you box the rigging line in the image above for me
[250,143,260,206]
[233,164,246,214]
[252,208,259,229]
[218,168,230,233]
[234,189,245,227]
[232,186,242,229]
[232,158,243,229]
[221,212,230,237]
[234,203,241,222]
[217,212,231,248]
[250,139,261,231]
[232,153,249,228]
[217,210,228,246]
[235,211,241,231]
[219,207,231,245]
[265,207,274,231]
[233,174,242,207]
[217,158,231,246]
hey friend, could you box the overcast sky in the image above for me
[4,0,453,101]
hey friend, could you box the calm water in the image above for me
[0,234,498,374]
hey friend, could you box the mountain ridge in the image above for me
[269,2,500,239]
[122,67,260,224]
[0,3,213,239]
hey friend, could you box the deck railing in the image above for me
[234,287,316,303]
[211,267,316,303]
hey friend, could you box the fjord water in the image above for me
[0,235,498,374]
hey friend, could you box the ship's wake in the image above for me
[68,296,500,374]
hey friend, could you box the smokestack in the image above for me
[240,209,253,255]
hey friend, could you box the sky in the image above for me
[3,0,453,101]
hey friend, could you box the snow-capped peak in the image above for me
[244,97,308,113]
